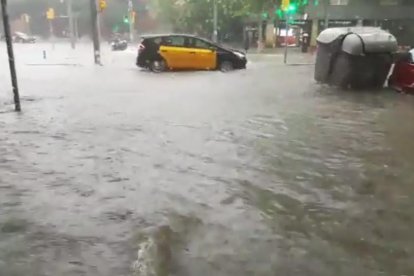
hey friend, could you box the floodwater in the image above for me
[1,43,414,276]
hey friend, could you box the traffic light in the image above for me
[287,3,297,13]
[281,0,290,11]
[280,0,306,17]
[123,16,129,24]
[46,8,55,20]
[275,8,283,19]
[99,0,107,12]
[131,11,136,24]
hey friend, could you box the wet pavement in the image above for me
[1,42,414,276]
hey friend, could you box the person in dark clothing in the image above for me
[301,32,310,53]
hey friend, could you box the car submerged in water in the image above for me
[136,34,247,72]
[13,32,36,43]
[111,38,128,51]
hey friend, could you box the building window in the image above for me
[329,0,349,5]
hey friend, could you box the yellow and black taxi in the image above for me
[136,34,247,72]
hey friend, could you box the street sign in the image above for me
[46,8,55,20]
[99,0,107,12]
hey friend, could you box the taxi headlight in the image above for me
[234,51,245,59]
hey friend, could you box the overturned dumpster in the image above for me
[315,27,398,89]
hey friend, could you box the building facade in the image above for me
[305,0,414,46]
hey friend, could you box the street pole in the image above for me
[257,3,265,53]
[97,10,102,44]
[323,0,329,30]
[128,0,133,42]
[67,0,76,49]
[74,15,79,39]
[1,0,21,111]
[89,0,101,65]
[273,0,280,48]
[284,13,289,64]
[49,19,55,49]
[213,0,218,42]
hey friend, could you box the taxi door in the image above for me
[188,38,217,70]
[158,36,192,69]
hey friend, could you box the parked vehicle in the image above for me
[13,32,36,43]
[277,29,297,47]
[111,38,128,51]
[388,50,414,93]
[136,34,247,72]
[315,27,398,89]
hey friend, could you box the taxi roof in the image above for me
[140,33,200,39]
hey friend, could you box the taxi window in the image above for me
[163,36,185,47]
[152,37,162,45]
[194,39,211,49]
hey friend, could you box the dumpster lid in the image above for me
[342,31,398,55]
[317,27,387,44]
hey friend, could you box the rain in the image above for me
[1,0,414,275]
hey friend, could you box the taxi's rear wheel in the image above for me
[219,61,234,72]
[150,59,166,73]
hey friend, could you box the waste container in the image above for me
[315,27,398,89]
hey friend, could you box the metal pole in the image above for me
[90,0,101,65]
[213,0,218,42]
[1,0,21,111]
[74,15,79,39]
[273,1,280,48]
[258,4,264,51]
[257,22,263,53]
[323,0,329,30]
[128,0,133,42]
[97,11,102,44]
[284,13,289,64]
[49,19,55,49]
[67,0,76,49]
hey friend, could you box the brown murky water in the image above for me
[1,45,414,275]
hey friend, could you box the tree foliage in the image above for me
[151,0,276,34]
[4,0,278,36]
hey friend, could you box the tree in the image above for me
[151,0,275,36]
[4,0,279,38]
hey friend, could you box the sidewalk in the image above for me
[246,46,316,65]
[0,42,123,67]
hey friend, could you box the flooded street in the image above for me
[1,43,414,276]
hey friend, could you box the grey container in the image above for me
[315,27,398,89]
